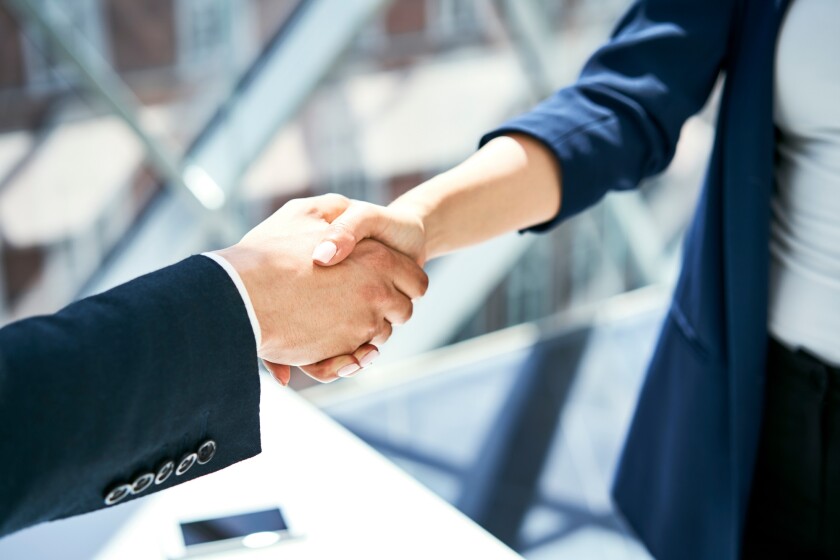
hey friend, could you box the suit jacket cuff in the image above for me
[201,252,262,350]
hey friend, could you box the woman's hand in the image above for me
[300,134,562,383]
[310,200,428,267]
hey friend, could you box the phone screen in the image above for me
[180,508,288,547]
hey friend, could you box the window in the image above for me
[176,0,227,72]
[20,0,108,93]
[430,0,481,38]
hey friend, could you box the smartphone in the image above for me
[166,508,295,558]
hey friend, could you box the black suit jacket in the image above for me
[479,0,793,556]
[0,256,261,537]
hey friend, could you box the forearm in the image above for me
[391,134,562,260]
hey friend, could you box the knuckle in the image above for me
[366,322,380,342]
[376,323,393,344]
[379,285,398,307]
[329,221,358,245]
[379,283,395,305]
[390,299,412,326]
[284,197,306,210]
[361,243,392,269]
[360,283,388,306]
[357,316,381,344]
[418,271,430,296]
[323,193,350,206]
[402,301,414,323]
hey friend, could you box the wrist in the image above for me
[205,247,266,351]
[213,246,275,349]
[389,173,451,261]
[214,245,258,282]
[389,192,431,228]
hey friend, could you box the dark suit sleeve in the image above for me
[0,255,261,537]
[481,0,738,227]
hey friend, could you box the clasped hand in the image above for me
[217,194,427,385]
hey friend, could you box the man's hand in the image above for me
[215,194,428,384]
[299,200,427,383]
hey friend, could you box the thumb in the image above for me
[263,360,291,386]
[311,203,384,266]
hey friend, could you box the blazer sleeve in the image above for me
[0,255,261,537]
[481,0,739,228]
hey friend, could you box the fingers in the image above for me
[298,344,380,383]
[380,290,412,328]
[262,360,291,386]
[370,320,393,346]
[385,248,429,301]
[295,193,352,222]
[312,203,386,266]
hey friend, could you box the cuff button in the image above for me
[155,460,175,485]
[104,484,132,506]
[196,440,217,465]
[176,453,198,476]
[131,473,155,495]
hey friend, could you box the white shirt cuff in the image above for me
[201,252,262,350]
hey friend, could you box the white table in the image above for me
[94,374,522,559]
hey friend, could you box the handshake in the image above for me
[215,134,562,384]
[0,133,561,539]
[215,193,430,385]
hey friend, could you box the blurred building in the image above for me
[0,0,300,319]
[0,0,708,361]
[0,0,646,326]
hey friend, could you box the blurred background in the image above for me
[0,0,717,558]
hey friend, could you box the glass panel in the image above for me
[0,0,304,321]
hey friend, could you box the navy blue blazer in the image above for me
[483,0,791,558]
[0,256,261,537]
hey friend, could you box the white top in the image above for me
[769,0,840,365]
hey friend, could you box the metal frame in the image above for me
[7,0,221,213]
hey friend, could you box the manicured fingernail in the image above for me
[337,363,361,377]
[312,241,337,264]
[359,349,379,368]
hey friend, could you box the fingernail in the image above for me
[312,241,337,264]
[359,349,379,368]
[337,363,361,377]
